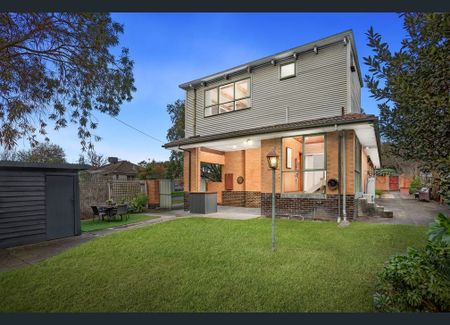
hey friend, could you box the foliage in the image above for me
[374,213,450,312]
[428,213,450,244]
[364,13,450,203]
[375,189,383,197]
[78,150,108,167]
[200,162,222,182]
[409,176,422,194]
[137,159,169,179]
[374,242,450,312]
[0,220,426,312]
[0,13,135,151]
[0,149,18,161]
[128,192,147,213]
[379,143,421,175]
[166,99,185,179]
[16,141,66,163]
[375,167,397,176]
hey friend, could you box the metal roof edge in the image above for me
[0,161,90,170]
[179,29,355,90]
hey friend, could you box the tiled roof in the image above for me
[88,160,139,176]
[163,113,378,148]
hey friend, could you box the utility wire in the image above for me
[111,116,165,144]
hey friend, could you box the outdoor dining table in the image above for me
[97,205,117,220]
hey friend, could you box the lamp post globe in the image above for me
[266,147,279,252]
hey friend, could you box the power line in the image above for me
[111,116,165,144]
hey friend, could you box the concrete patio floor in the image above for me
[145,205,262,220]
[357,191,449,225]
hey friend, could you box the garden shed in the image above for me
[0,161,88,248]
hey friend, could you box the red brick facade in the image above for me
[222,191,261,208]
[261,193,356,220]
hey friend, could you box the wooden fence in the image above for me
[79,173,146,219]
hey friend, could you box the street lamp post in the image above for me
[266,147,279,252]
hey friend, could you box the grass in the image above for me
[0,218,426,312]
[81,214,157,232]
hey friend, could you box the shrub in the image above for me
[428,213,450,245]
[374,213,450,312]
[409,176,422,194]
[129,192,147,213]
[375,189,383,197]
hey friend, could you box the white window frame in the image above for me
[279,61,296,80]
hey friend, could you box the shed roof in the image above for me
[0,161,89,170]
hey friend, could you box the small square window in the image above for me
[280,62,296,79]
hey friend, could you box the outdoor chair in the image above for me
[116,204,129,221]
[91,206,107,221]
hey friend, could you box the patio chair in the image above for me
[116,204,129,221]
[91,206,107,221]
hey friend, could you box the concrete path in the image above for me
[357,192,449,225]
[0,215,176,273]
[145,206,262,220]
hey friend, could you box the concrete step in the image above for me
[383,210,394,218]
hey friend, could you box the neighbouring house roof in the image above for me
[87,160,139,176]
[179,29,362,90]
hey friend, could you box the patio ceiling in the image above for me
[178,122,381,168]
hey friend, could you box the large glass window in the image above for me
[302,135,326,193]
[204,78,251,117]
[281,135,326,194]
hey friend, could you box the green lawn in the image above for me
[81,214,157,232]
[0,218,426,312]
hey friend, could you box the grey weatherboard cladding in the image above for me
[182,30,362,139]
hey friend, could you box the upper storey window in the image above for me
[204,78,251,117]
[280,62,296,80]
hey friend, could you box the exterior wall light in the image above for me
[313,46,318,55]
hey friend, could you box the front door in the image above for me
[46,175,75,240]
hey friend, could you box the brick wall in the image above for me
[184,192,190,211]
[261,193,355,220]
[222,191,261,208]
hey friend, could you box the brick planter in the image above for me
[222,191,261,208]
[261,193,355,220]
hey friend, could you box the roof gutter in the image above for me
[163,116,378,149]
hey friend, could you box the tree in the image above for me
[166,99,185,179]
[364,13,450,203]
[0,13,135,151]
[0,149,18,161]
[17,142,66,163]
[137,159,169,179]
[380,142,421,176]
[78,150,108,167]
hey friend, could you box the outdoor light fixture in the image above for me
[270,59,276,66]
[313,46,318,55]
[266,147,279,170]
[343,37,348,46]
[266,147,279,252]
[292,52,298,59]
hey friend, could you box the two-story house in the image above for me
[164,30,381,221]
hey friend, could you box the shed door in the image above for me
[389,176,399,191]
[46,175,75,240]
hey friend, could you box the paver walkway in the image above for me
[0,215,176,273]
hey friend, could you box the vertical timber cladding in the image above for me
[0,162,86,248]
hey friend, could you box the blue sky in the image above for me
[36,13,406,164]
